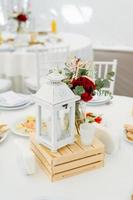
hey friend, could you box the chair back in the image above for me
[35,46,69,89]
[94,59,117,94]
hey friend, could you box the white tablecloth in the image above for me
[0,95,133,200]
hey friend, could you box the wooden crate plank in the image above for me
[35,154,52,181]
[31,143,52,173]
[53,161,104,181]
[53,137,104,165]
[53,147,104,166]
[75,135,95,151]
[53,154,104,174]
[76,136,104,153]
[67,142,83,153]
[58,146,72,155]
[31,137,61,165]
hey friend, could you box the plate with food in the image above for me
[0,123,9,143]
[11,116,47,137]
[124,124,133,143]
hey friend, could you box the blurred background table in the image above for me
[0,32,93,92]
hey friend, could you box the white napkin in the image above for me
[14,139,36,175]
[0,91,31,107]
[94,123,120,154]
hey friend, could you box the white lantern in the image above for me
[33,72,80,151]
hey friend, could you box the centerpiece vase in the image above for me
[75,101,85,133]
[17,22,25,33]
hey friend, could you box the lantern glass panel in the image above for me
[39,106,52,141]
[56,104,71,141]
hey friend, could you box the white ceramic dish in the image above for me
[87,95,112,106]
[0,101,34,111]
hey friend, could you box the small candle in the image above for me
[51,19,57,33]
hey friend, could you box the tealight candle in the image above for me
[80,123,95,145]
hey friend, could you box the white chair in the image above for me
[94,59,117,94]
[0,78,12,93]
[24,46,69,93]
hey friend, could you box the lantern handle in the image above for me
[47,71,65,83]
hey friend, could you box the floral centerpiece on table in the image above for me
[63,57,115,128]
[10,11,30,33]
[64,57,114,100]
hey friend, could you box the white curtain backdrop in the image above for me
[29,0,133,47]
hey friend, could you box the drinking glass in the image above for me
[80,123,95,145]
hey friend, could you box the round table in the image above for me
[0,95,133,200]
[0,32,93,92]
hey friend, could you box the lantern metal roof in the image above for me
[34,72,80,105]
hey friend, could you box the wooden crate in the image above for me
[30,134,105,181]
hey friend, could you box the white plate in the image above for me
[0,101,34,111]
[0,93,32,108]
[87,95,112,106]
[0,131,9,143]
[0,100,29,108]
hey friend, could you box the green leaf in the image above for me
[78,68,88,76]
[102,79,109,87]
[74,86,85,96]
[107,71,115,77]
[107,71,115,81]
[95,79,104,90]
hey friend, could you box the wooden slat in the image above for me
[52,161,104,181]
[31,143,52,173]
[53,154,104,174]
[36,153,104,182]
[31,136,61,165]
[53,147,104,166]
[58,146,72,155]
[35,154,52,181]
[67,142,83,153]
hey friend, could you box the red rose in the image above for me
[71,76,96,102]
[71,77,95,90]
[81,92,93,102]
[95,117,102,123]
[17,14,28,22]
[83,77,96,91]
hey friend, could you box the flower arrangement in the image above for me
[64,57,115,102]
[86,112,102,124]
[10,11,29,33]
